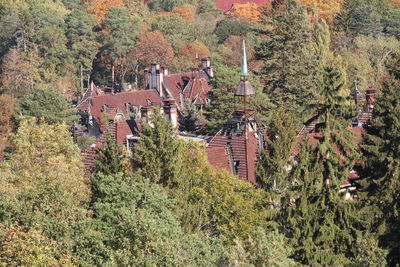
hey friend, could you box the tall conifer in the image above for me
[284,62,360,265]
[256,0,318,118]
[358,63,400,264]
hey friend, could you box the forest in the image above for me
[0,0,400,266]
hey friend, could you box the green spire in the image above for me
[240,39,248,76]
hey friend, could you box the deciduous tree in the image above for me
[135,31,174,67]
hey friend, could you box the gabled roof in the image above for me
[162,72,211,109]
[77,82,103,112]
[86,90,163,123]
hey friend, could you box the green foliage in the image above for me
[283,62,361,265]
[65,9,99,91]
[148,0,195,11]
[359,75,400,265]
[17,88,79,125]
[229,228,295,266]
[133,110,183,185]
[257,111,296,201]
[214,19,253,43]
[0,119,89,256]
[151,14,194,50]
[256,0,318,118]
[179,99,198,133]
[94,133,125,175]
[0,224,74,266]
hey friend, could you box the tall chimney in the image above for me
[150,63,157,90]
[156,69,163,97]
[144,69,149,89]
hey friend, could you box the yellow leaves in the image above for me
[225,3,262,22]
[172,7,196,22]
[85,0,126,23]
[2,119,90,206]
[299,0,345,23]
[0,224,75,266]
[177,41,210,63]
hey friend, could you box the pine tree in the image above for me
[256,0,318,118]
[283,62,360,265]
[358,72,400,265]
[17,88,79,125]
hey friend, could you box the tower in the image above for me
[207,40,264,184]
[234,40,256,115]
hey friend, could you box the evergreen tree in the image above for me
[284,62,360,265]
[94,133,125,176]
[358,74,400,265]
[17,88,79,125]
[65,9,99,93]
[256,0,318,118]
[257,111,296,202]
[178,99,198,133]
[132,110,183,186]
[100,7,137,86]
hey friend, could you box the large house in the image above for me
[77,58,213,137]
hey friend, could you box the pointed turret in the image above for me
[235,39,255,116]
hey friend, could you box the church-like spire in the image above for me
[240,39,248,77]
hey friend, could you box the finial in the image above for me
[240,39,248,77]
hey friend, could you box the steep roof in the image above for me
[87,90,163,122]
[207,129,260,183]
[162,72,211,108]
[77,82,103,112]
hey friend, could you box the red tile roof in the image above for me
[207,129,260,183]
[206,146,231,173]
[163,72,211,108]
[88,90,163,123]
[77,82,103,112]
[215,0,272,11]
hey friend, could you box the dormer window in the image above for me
[146,99,152,106]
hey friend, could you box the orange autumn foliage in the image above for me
[85,0,125,23]
[298,0,345,23]
[225,3,262,22]
[172,7,196,22]
[177,41,210,62]
[390,0,400,8]
[135,31,174,67]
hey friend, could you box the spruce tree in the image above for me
[284,62,360,265]
[94,133,125,176]
[178,100,198,133]
[256,0,318,118]
[256,111,296,203]
[358,74,400,264]
[132,110,183,186]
